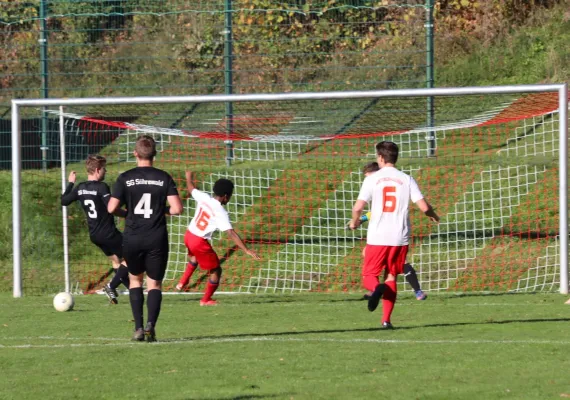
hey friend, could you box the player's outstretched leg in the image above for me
[106,264,129,304]
[362,275,381,309]
[200,267,221,306]
[367,283,386,312]
[103,283,119,304]
[403,263,426,301]
[119,264,130,289]
[176,260,198,291]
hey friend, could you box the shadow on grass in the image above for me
[161,316,570,343]
[188,394,291,400]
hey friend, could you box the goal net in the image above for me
[10,86,568,296]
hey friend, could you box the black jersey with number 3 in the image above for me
[111,167,178,242]
[61,180,117,239]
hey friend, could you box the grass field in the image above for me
[1,292,570,399]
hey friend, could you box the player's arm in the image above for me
[107,197,121,215]
[410,177,439,223]
[108,176,125,215]
[101,183,127,218]
[224,229,261,260]
[349,199,367,230]
[164,172,183,215]
[185,171,198,196]
[167,195,183,216]
[349,177,373,230]
[415,199,440,223]
[61,171,78,206]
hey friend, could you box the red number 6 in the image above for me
[382,186,396,212]
[196,208,211,231]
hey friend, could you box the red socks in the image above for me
[382,280,397,324]
[202,280,219,302]
[178,261,198,287]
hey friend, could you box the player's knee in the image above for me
[146,278,162,291]
[209,266,222,283]
[129,272,144,287]
[109,256,121,269]
[403,263,413,274]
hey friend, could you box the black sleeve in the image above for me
[61,183,78,206]
[166,174,179,196]
[111,176,126,206]
[100,183,112,207]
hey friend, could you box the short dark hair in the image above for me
[135,135,157,160]
[85,154,106,174]
[213,178,234,198]
[376,141,399,164]
[362,161,379,175]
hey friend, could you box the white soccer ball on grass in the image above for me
[53,292,75,312]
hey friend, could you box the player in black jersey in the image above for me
[108,135,183,342]
[61,155,129,304]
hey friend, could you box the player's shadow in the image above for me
[161,317,570,343]
[187,395,290,400]
[389,317,570,330]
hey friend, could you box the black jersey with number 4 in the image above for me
[61,181,118,239]
[111,167,178,241]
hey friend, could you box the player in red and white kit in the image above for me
[180,171,261,306]
[349,141,439,329]
[358,161,427,302]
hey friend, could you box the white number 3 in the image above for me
[84,200,97,219]
[134,193,153,219]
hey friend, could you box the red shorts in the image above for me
[184,230,220,271]
[362,244,408,277]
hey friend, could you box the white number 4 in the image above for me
[134,193,153,219]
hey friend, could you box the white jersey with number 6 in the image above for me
[188,188,233,240]
[357,166,424,246]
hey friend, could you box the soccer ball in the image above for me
[53,292,75,312]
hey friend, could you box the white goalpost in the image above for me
[11,84,568,297]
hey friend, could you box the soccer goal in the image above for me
[10,85,568,297]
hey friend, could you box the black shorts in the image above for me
[91,231,123,258]
[122,236,169,281]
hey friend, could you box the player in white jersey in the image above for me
[180,171,261,306]
[357,161,427,301]
[349,141,439,329]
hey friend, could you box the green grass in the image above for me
[1,292,570,399]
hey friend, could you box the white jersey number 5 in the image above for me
[134,193,153,219]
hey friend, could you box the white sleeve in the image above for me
[191,188,211,203]
[216,208,233,232]
[357,177,373,203]
[409,177,424,203]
